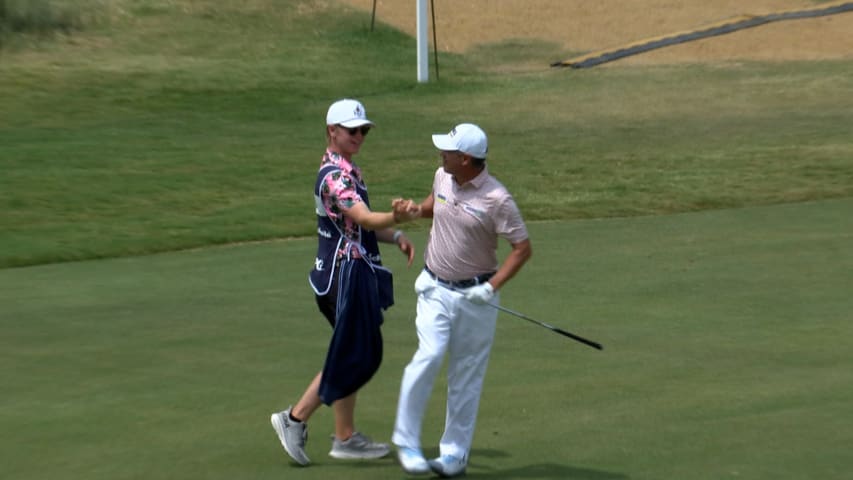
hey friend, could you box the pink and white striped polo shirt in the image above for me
[424,167,528,281]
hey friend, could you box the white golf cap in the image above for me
[326,98,374,127]
[431,123,488,158]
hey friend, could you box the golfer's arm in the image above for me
[488,239,532,291]
[419,192,435,219]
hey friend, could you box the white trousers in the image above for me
[392,270,499,458]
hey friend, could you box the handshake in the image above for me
[392,198,422,224]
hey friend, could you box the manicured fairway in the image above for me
[2,198,851,480]
[3,2,852,479]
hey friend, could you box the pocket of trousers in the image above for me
[413,269,436,296]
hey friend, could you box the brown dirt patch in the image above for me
[339,0,853,65]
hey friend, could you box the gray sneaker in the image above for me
[329,431,391,460]
[270,407,310,466]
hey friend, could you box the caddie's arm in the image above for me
[343,199,419,231]
[376,226,416,267]
[344,200,420,266]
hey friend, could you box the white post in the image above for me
[416,0,429,83]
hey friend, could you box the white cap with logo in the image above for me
[431,123,488,159]
[326,99,374,127]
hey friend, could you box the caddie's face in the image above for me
[329,124,369,157]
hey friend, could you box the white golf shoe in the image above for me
[428,454,467,477]
[396,446,431,475]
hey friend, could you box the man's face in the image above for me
[439,150,465,175]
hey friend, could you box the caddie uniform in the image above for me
[270,98,394,467]
[393,165,529,459]
[309,149,389,405]
[309,148,382,302]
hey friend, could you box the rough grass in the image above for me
[0,0,87,38]
[1,0,852,269]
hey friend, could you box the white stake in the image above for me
[416,0,429,83]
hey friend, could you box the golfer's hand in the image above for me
[465,282,494,305]
[392,198,421,223]
[396,233,416,267]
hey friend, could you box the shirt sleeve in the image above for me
[321,170,363,221]
[495,194,529,244]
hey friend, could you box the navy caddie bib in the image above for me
[309,164,382,295]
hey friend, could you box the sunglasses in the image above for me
[339,125,371,136]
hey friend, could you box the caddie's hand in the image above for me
[396,233,416,267]
[464,282,495,305]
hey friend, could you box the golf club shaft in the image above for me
[488,303,603,350]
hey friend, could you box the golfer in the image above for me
[393,123,532,477]
[271,98,420,466]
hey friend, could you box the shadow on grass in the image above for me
[459,449,628,479]
[469,454,629,479]
[469,463,629,479]
[302,448,629,479]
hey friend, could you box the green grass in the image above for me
[1,0,851,267]
[2,1,853,478]
[1,0,78,35]
[2,199,852,480]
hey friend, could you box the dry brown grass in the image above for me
[339,0,853,64]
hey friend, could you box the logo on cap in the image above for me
[354,105,363,118]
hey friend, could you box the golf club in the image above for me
[487,303,603,350]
